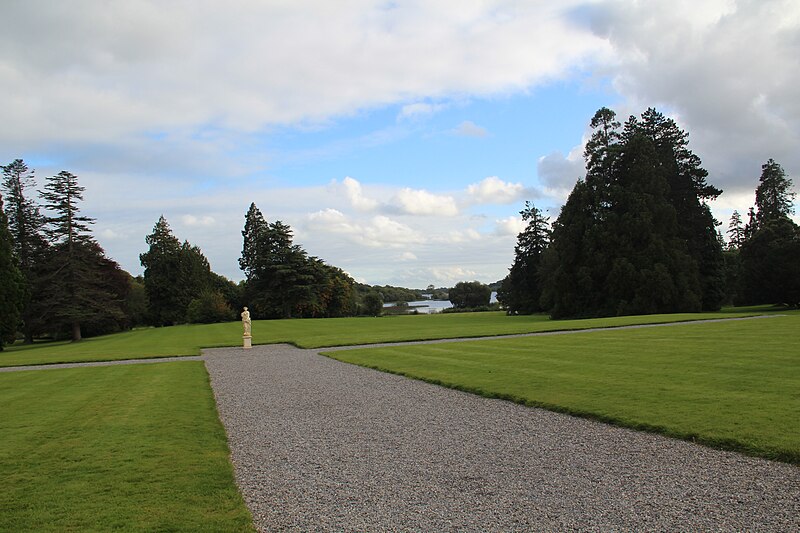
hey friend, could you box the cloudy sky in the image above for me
[1,0,798,287]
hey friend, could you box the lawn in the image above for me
[0,362,254,532]
[325,312,800,463]
[0,308,766,367]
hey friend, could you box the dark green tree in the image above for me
[363,290,384,316]
[0,193,25,349]
[449,281,491,309]
[1,159,49,342]
[739,159,799,306]
[139,216,212,325]
[497,201,550,314]
[39,171,124,341]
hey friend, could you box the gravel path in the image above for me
[205,343,800,532]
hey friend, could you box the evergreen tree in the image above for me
[726,210,745,250]
[140,216,212,325]
[497,201,550,314]
[39,170,123,341]
[740,159,799,306]
[754,159,795,225]
[1,159,49,342]
[0,193,25,349]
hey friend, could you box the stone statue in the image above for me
[241,307,252,337]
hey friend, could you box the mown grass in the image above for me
[0,362,254,532]
[0,308,768,367]
[325,311,800,464]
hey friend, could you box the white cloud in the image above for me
[467,176,528,204]
[181,214,215,227]
[399,251,418,261]
[335,176,379,212]
[495,216,526,237]
[392,188,459,216]
[453,120,488,138]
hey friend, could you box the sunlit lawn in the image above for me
[0,362,254,532]
[327,311,800,463]
[0,308,767,367]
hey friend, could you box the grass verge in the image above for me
[325,312,800,464]
[0,308,771,367]
[0,362,254,532]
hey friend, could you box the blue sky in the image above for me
[1,1,798,287]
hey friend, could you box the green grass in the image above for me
[0,308,769,367]
[0,362,254,532]
[325,312,800,463]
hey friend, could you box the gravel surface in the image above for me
[204,343,800,532]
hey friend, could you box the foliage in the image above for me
[738,159,799,307]
[363,290,384,316]
[239,203,356,318]
[542,107,723,318]
[0,363,254,531]
[1,159,49,342]
[497,201,549,314]
[449,280,491,309]
[328,312,800,463]
[0,194,24,349]
[726,210,745,250]
[140,216,214,326]
[39,171,126,341]
[186,290,236,324]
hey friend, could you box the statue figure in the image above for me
[241,307,252,337]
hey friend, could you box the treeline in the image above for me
[498,107,798,317]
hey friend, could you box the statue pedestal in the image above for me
[243,336,252,349]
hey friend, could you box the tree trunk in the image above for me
[71,321,82,342]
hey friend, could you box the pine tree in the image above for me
[1,159,49,342]
[497,202,550,314]
[754,159,795,225]
[0,193,25,349]
[140,216,212,326]
[39,170,123,341]
[726,210,745,250]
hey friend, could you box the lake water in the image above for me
[384,292,498,314]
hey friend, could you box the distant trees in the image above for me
[449,281,491,309]
[239,203,356,318]
[497,202,549,314]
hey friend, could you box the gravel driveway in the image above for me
[204,343,800,532]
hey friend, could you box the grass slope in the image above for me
[326,313,800,463]
[0,309,765,367]
[0,362,254,532]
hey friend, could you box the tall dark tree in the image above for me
[0,193,25,349]
[542,107,715,318]
[1,159,48,342]
[140,216,212,326]
[39,171,123,341]
[754,159,795,226]
[497,202,550,314]
[739,160,799,306]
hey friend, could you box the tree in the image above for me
[542,107,714,318]
[726,210,745,250]
[497,202,550,314]
[0,193,25,349]
[449,281,491,309]
[1,159,49,342]
[186,290,235,323]
[363,290,384,316]
[739,160,799,306]
[139,216,212,325]
[39,170,124,341]
[754,159,795,226]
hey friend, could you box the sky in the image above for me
[1,0,798,288]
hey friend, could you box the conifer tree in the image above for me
[0,193,25,349]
